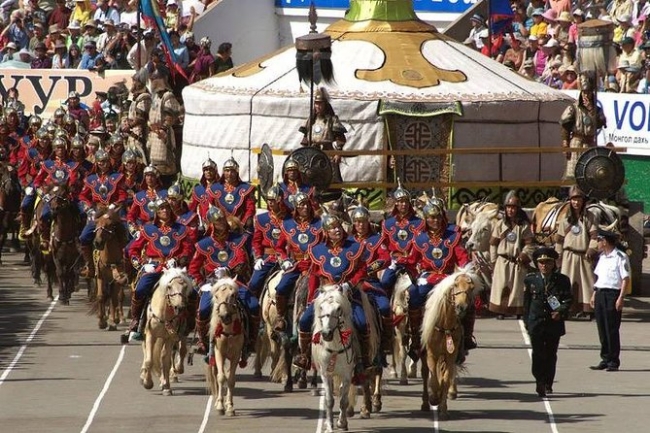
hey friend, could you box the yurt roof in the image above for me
[188,0,572,104]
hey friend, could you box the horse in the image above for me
[311,284,380,431]
[139,266,193,396]
[389,270,413,385]
[205,275,245,416]
[91,206,129,330]
[420,270,481,420]
[532,198,621,245]
[0,164,21,265]
[48,186,82,305]
[456,200,500,238]
[464,206,501,298]
[255,270,310,392]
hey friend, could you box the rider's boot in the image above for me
[39,223,50,252]
[407,308,423,361]
[273,294,289,332]
[247,314,260,353]
[185,295,198,335]
[462,304,477,350]
[19,211,32,240]
[128,296,146,342]
[292,331,312,370]
[359,331,374,370]
[380,315,394,353]
[79,244,95,279]
[195,317,210,355]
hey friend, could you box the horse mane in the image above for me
[391,272,411,313]
[312,285,353,334]
[421,270,483,346]
[158,267,192,291]
[210,276,239,297]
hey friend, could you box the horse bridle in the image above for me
[435,276,474,334]
[165,276,188,306]
[318,302,353,359]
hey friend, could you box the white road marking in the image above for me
[79,345,126,433]
[197,395,213,433]
[518,319,560,433]
[315,384,325,433]
[432,405,439,431]
[0,296,59,387]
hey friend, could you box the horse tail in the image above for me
[269,351,286,383]
[206,363,218,398]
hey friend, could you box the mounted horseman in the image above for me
[398,197,476,361]
[126,198,195,342]
[1,115,25,169]
[279,157,317,212]
[208,157,256,232]
[349,202,394,352]
[166,182,200,244]
[293,213,374,376]
[126,165,168,241]
[189,156,219,224]
[118,148,143,209]
[273,191,322,334]
[78,148,129,278]
[248,183,289,297]
[17,127,53,240]
[188,206,257,362]
[379,180,425,296]
[30,136,81,250]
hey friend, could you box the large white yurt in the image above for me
[181,0,573,203]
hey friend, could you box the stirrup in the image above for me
[292,354,311,370]
[128,331,143,342]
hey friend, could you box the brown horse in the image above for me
[49,186,82,305]
[420,270,481,420]
[0,164,21,265]
[92,207,129,330]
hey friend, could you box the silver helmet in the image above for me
[206,205,226,223]
[393,178,410,201]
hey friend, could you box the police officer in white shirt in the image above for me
[589,229,630,372]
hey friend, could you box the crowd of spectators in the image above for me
[0,0,232,85]
[465,0,650,94]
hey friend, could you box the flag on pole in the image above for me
[489,0,515,35]
[139,0,188,79]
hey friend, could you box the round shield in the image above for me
[286,147,332,191]
[574,147,625,199]
[257,143,274,197]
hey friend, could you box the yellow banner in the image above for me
[0,69,134,118]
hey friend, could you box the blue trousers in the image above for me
[248,261,277,296]
[198,285,260,321]
[365,283,391,317]
[299,292,367,334]
[380,267,399,291]
[408,280,434,310]
[133,271,162,300]
[276,269,301,297]
[21,192,36,212]
[79,220,96,246]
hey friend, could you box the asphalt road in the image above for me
[1,251,650,433]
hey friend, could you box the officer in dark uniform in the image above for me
[523,247,573,397]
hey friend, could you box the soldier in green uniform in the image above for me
[523,247,573,397]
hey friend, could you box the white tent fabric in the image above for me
[182,26,572,184]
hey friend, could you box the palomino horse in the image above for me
[420,270,481,420]
[205,275,245,416]
[312,284,380,431]
[389,270,413,385]
[464,206,501,294]
[92,207,129,330]
[456,200,500,238]
[140,267,192,396]
[48,186,82,305]
[0,164,21,265]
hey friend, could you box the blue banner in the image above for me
[275,0,477,14]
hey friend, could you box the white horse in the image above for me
[465,206,501,290]
[312,284,360,432]
[205,276,245,416]
[456,200,500,237]
[389,271,413,385]
[140,267,193,396]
